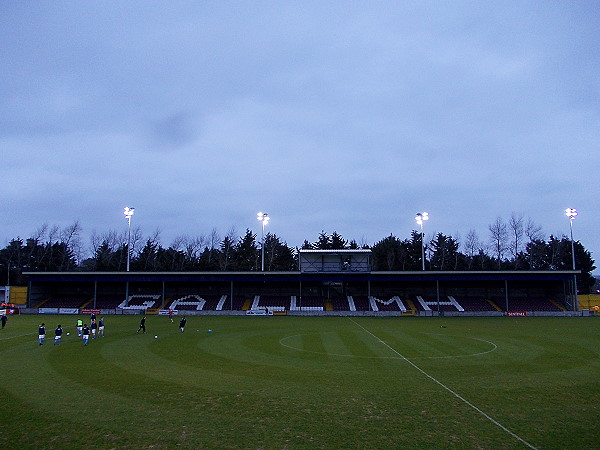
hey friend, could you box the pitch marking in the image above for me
[278,333,497,360]
[0,332,36,341]
[349,318,537,450]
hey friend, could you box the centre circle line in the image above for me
[278,332,497,360]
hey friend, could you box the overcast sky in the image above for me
[1,1,599,268]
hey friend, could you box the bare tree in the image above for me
[488,216,508,269]
[47,225,60,244]
[180,234,205,261]
[525,218,543,242]
[130,225,145,258]
[31,223,48,242]
[508,213,524,266]
[146,228,161,246]
[208,228,220,250]
[60,220,83,264]
[463,229,480,269]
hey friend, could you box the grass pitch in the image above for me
[0,314,599,449]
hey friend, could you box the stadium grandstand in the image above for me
[22,248,580,315]
[18,250,581,315]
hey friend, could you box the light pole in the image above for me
[415,212,429,271]
[257,212,270,271]
[565,208,578,311]
[124,207,135,272]
[1,262,13,287]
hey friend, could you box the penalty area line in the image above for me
[348,318,537,450]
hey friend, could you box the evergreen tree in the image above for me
[264,233,297,271]
[233,229,259,271]
[429,233,460,271]
[330,232,347,250]
[314,231,332,250]
[219,235,236,270]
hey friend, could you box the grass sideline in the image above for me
[0,314,599,449]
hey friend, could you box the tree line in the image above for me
[0,214,595,292]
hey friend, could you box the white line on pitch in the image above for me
[0,332,36,341]
[349,318,537,450]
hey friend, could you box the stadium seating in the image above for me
[504,297,563,312]
[290,296,324,311]
[58,291,566,313]
[351,296,371,311]
[39,297,87,308]
[369,296,407,312]
[118,295,160,310]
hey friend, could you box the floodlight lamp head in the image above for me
[565,208,577,219]
[124,207,135,218]
[415,212,428,225]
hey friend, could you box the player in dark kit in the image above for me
[137,316,146,334]
[82,324,90,345]
[38,323,46,345]
[179,316,186,333]
[91,320,98,339]
[98,317,105,337]
[54,324,63,345]
[1,314,7,329]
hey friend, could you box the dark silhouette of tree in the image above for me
[301,240,313,250]
[134,239,160,271]
[263,233,297,271]
[330,232,347,250]
[429,233,460,271]
[314,231,332,250]
[489,217,509,269]
[371,235,403,270]
[219,235,236,271]
[233,229,258,271]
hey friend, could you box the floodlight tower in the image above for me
[415,212,429,271]
[124,207,135,272]
[565,208,578,310]
[257,212,270,271]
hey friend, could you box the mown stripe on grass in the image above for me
[343,329,399,358]
[319,330,350,356]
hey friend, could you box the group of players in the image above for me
[37,313,105,345]
[38,311,187,345]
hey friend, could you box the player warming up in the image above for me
[91,319,98,339]
[179,316,186,333]
[137,316,146,334]
[82,323,90,345]
[38,323,46,345]
[98,317,105,337]
[54,324,63,345]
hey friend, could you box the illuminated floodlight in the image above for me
[415,212,429,225]
[565,208,578,311]
[257,212,270,271]
[124,207,135,272]
[415,212,429,270]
